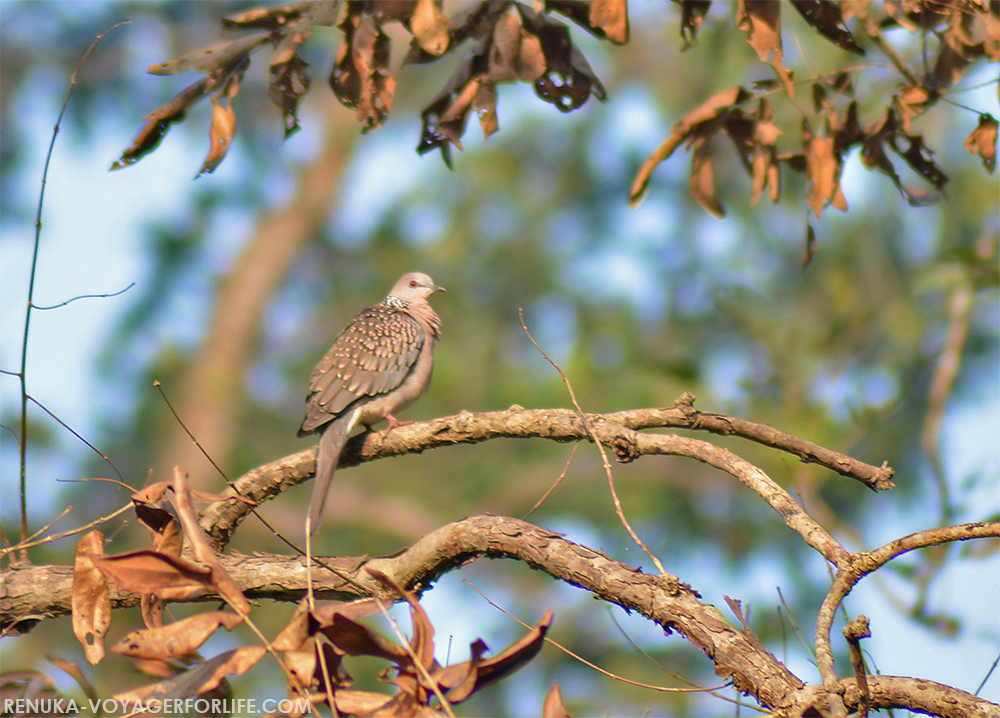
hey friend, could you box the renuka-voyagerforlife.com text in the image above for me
[3,697,315,715]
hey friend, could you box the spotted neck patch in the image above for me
[382,295,408,309]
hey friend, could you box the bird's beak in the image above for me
[432,284,446,293]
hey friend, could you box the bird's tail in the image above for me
[306,418,350,536]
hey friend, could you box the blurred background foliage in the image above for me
[1,1,998,715]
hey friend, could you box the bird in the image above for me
[299,272,445,535]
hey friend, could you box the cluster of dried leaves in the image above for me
[114,0,625,174]
[631,0,998,231]
[115,1,996,226]
[31,468,556,716]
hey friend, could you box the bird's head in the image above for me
[388,272,446,303]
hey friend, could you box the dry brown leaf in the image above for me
[457,609,554,699]
[790,0,865,55]
[689,134,725,219]
[674,0,711,47]
[964,113,997,174]
[132,482,171,504]
[93,551,214,601]
[805,126,840,217]
[111,611,244,660]
[803,222,819,268]
[274,600,311,652]
[737,0,794,97]
[630,85,749,207]
[333,689,397,716]
[112,647,266,706]
[323,613,410,663]
[171,466,251,615]
[474,82,499,139]
[147,32,272,75]
[543,680,571,717]
[71,531,111,666]
[331,12,396,131]
[411,0,451,55]
[269,35,312,139]
[545,0,629,44]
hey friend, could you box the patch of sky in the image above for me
[853,549,1000,701]
[544,206,589,256]
[700,344,756,412]
[528,293,579,367]
[329,124,443,247]
[474,197,519,246]
[562,248,667,322]
[587,84,668,183]
[400,202,448,248]
[2,74,206,493]
[808,359,900,422]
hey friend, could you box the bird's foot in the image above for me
[384,414,413,435]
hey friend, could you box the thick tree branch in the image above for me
[4,515,995,718]
[198,396,893,549]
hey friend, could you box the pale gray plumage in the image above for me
[299,272,444,534]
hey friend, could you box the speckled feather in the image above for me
[298,302,425,435]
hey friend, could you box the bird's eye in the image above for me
[409,280,418,288]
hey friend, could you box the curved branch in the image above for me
[4,516,996,718]
[3,515,805,711]
[814,521,1000,713]
[198,397,892,549]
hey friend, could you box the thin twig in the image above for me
[33,283,135,310]
[0,502,132,558]
[463,578,730,694]
[518,309,667,575]
[524,441,578,520]
[28,396,123,480]
[16,20,130,561]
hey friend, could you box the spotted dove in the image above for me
[299,272,444,534]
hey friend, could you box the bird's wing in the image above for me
[299,305,424,434]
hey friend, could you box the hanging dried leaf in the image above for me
[737,0,794,97]
[330,12,396,131]
[964,113,997,173]
[630,86,749,207]
[889,133,948,190]
[524,9,607,112]
[111,611,244,660]
[410,0,452,55]
[790,0,865,55]
[269,36,312,139]
[803,222,818,268]
[804,120,844,216]
[147,32,273,75]
[92,551,215,602]
[135,504,182,558]
[673,0,712,47]
[111,79,210,170]
[474,81,499,139]
[72,531,111,666]
[223,2,339,31]
[170,466,251,616]
[544,0,629,44]
[198,72,242,177]
[112,647,266,705]
[404,1,513,65]
[689,133,725,219]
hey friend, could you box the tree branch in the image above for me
[198,395,893,549]
[4,515,996,718]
